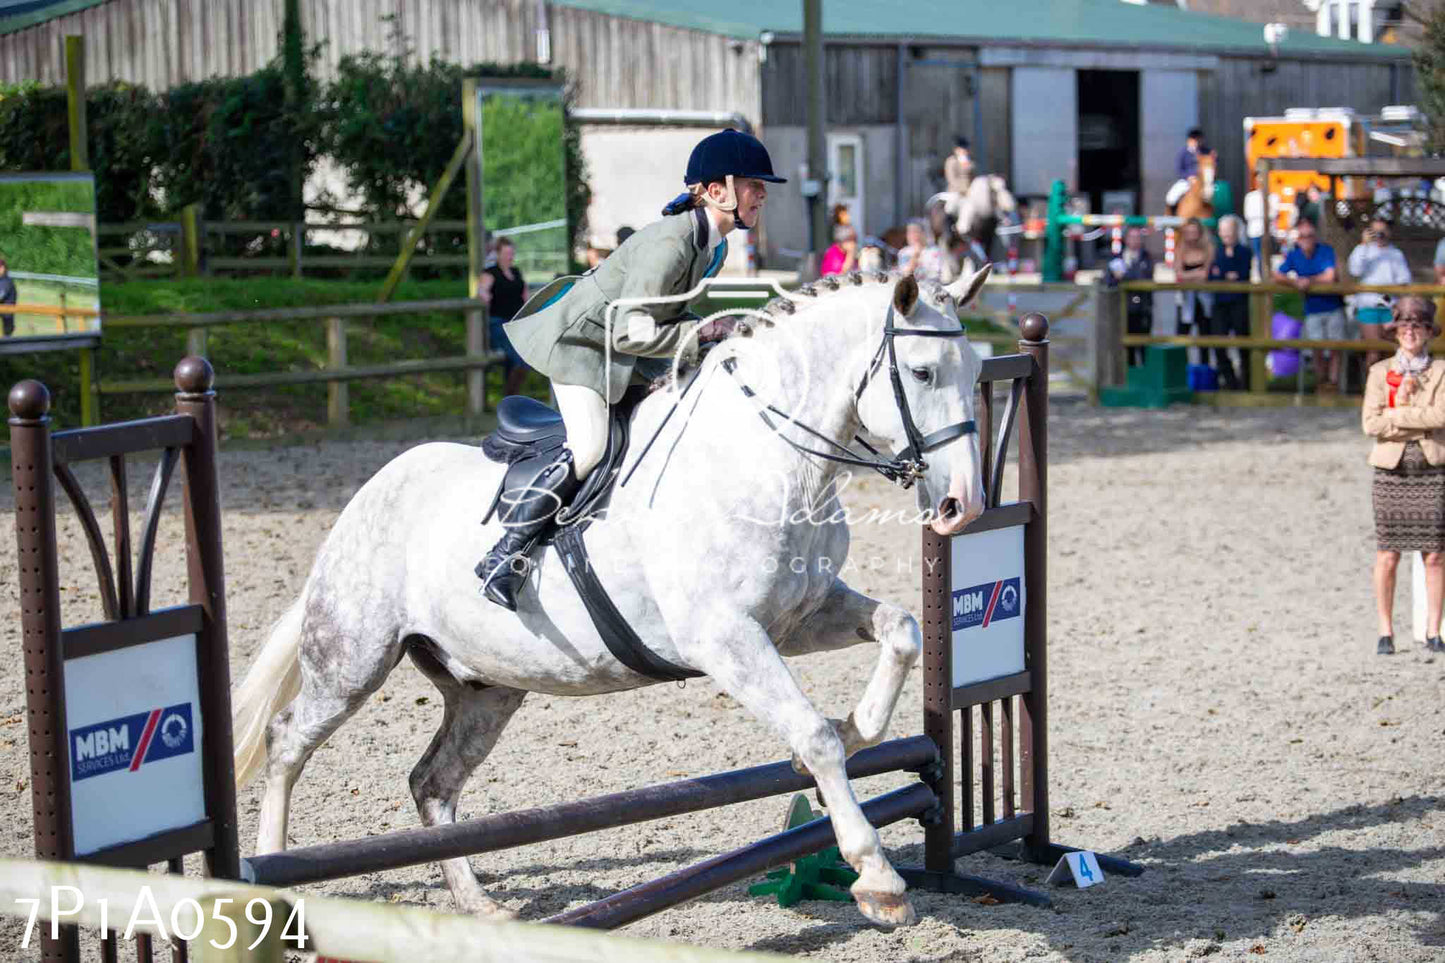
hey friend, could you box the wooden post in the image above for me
[467,309,486,417]
[78,348,97,427]
[1249,288,1270,394]
[65,36,87,171]
[327,316,348,427]
[180,203,201,278]
[291,221,304,279]
[463,78,492,412]
[803,0,827,258]
[1091,282,1123,393]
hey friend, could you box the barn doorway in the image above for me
[1077,70,1140,216]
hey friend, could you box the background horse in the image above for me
[875,175,1016,271]
[231,267,992,928]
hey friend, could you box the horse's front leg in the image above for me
[776,578,922,768]
[676,603,916,927]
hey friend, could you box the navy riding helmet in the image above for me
[685,129,787,187]
[663,129,786,219]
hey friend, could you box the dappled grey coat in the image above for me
[504,206,728,403]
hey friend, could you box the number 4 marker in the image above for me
[1046,850,1106,889]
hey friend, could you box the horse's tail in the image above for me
[232,596,306,789]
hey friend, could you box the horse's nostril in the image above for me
[939,497,961,521]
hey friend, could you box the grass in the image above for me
[0,277,1013,439]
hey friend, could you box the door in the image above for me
[828,133,865,237]
[1011,67,1076,200]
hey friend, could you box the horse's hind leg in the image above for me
[256,610,404,855]
[777,579,922,768]
[407,642,526,919]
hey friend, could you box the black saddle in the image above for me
[481,391,639,527]
[495,396,566,446]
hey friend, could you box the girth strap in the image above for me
[553,526,704,683]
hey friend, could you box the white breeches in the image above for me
[1166,179,1191,207]
[554,382,610,480]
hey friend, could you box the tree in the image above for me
[1414,2,1445,153]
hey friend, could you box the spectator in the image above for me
[1361,296,1445,655]
[484,237,531,397]
[897,220,948,284]
[1273,219,1347,393]
[0,258,15,338]
[1208,214,1253,390]
[830,203,852,230]
[820,224,858,276]
[584,235,613,271]
[1243,187,1267,276]
[1174,218,1214,369]
[1348,217,1411,370]
[1106,227,1156,367]
[1165,127,1205,211]
[1297,184,1326,229]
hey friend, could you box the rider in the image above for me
[1166,128,1206,212]
[943,137,974,224]
[475,128,786,610]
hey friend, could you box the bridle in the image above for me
[723,304,976,489]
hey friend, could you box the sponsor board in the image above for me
[949,525,1027,688]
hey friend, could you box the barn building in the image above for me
[0,0,1413,269]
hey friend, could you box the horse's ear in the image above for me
[893,275,920,317]
[946,263,992,308]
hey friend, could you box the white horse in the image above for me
[231,267,991,928]
[931,174,1019,267]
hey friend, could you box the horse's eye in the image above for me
[911,367,931,384]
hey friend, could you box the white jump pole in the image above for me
[1410,551,1442,642]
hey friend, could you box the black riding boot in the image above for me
[475,457,580,611]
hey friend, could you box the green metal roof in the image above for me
[0,0,110,38]
[555,0,1409,58]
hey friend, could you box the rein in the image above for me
[722,304,976,489]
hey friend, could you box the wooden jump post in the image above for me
[10,322,1142,958]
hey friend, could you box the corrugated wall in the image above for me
[0,0,760,118]
[1200,55,1415,197]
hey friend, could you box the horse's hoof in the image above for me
[853,889,917,927]
[461,899,517,922]
[790,752,811,776]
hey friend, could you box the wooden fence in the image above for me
[95,212,565,282]
[0,858,788,963]
[1095,280,1445,406]
[96,297,498,428]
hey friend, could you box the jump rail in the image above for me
[9,319,1143,961]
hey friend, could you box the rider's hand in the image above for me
[697,317,738,343]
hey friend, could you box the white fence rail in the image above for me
[0,858,788,963]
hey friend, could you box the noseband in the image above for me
[724,304,976,488]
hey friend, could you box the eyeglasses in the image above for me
[1396,320,1433,331]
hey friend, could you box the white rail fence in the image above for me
[0,858,787,963]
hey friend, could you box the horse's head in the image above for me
[1198,151,1216,193]
[855,266,991,536]
[989,175,1018,215]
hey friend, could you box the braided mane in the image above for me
[751,270,955,327]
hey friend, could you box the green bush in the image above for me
[321,54,589,261]
[0,47,592,264]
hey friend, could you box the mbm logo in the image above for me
[951,577,1022,632]
[70,703,195,782]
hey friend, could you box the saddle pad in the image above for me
[553,526,703,683]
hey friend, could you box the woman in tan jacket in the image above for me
[1362,295,1445,655]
